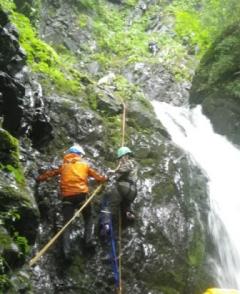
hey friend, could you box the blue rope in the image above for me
[109,214,119,289]
[100,199,119,289]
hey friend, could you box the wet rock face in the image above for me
[123,63,190,106]
[29,91,211,293]
[39,1,94,54]
[190,24,240,145]
[0,3,213,294]
[0,11,26,76]
[0,9,53,147]
[0,127,40,292]
[0,71,24,136]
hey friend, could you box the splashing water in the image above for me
[152,101,240,288]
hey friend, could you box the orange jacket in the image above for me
[37,153,107,197]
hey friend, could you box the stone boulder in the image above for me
[190,24,240,145]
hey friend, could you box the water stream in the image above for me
[152,101,240,289]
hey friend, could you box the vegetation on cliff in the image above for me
[1,0,240,292]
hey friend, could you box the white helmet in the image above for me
[66,144,85,156]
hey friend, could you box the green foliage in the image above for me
[174,10,210,54]
[187,224,205,266]
[0,209,20,226]
[0,129,25,185]
[74,0,99,10]
[0,273,11,293]
[86,85,98,110]
[82,2,155,68]
[5,165,25,184]
[124,0,139,6]
[0,3,84,94]
[226,79,240,98]
[170,0,240,56]
[103,116,122,149]
[10,12,81,94]
[13,233,30,256]
[0,0,15,11]
[115,76,138,100]
[78,13,89,28]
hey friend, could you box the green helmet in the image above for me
[117,146,132,159]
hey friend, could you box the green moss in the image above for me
[0,0,15,11]
[10,12,81,94]
[190,24,240,105]
[115,76,138,100]
[124,0,139,6]
[86,85,98,110]
[13,232,30,256]
[0,185,32,207]
[0,129,19,167]
[0,227,12,249]
[77,13,89,28]
[0,129,25,185]
[152,180,176,204]
[0,3,87,95]
[74,0,97,10]
[187,224,205,266]
[0,273,11,292]
[174,10,210,55]
[226,78,240,98]
[103,116,122,149]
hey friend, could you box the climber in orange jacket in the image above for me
[36,145,107,256]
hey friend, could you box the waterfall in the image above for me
[152,101,240,289]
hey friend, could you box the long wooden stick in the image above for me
[29,184,103,267]
[121,102,126,147]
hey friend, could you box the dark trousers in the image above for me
[108,181,137,223]
[61,194,93,254]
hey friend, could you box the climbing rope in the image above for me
[117,99,127,294]
[117,209,123,294]
[29,184,104,267]
[121,101,126,147]
[109,214,120,290]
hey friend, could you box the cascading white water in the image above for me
[152,101,240,289]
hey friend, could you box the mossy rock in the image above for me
[0,129,39,243]
[0,183,39,244]
[190,23,240,145]
[0,128,20,169]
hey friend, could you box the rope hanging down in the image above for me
[121,101,126,147]
[117,209,123,294]
[117,99,127,294]
[29,184,104,267]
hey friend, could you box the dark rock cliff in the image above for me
[190,24,240,146]
[0,1,214,293]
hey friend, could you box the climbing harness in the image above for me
[29,184,104,267]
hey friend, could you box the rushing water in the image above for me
[152,101,240,289]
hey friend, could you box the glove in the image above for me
[107,169,115,176]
